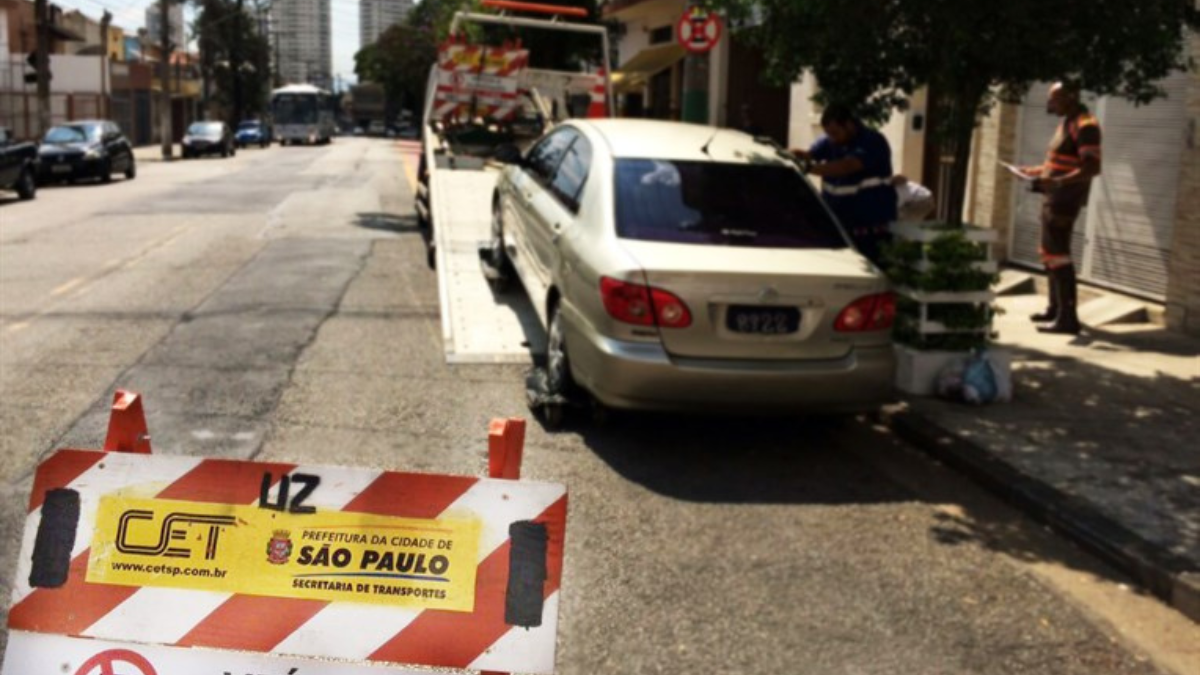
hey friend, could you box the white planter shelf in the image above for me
[890,223,1002,396]
[891,222,1000,244]
[896,287,995,304]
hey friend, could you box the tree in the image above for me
[196,0,273,122]
[711,0,1200,224]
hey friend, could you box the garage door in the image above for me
[1009,73,1190,300]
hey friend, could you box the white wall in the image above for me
[49,55,110,94]
[788,74,926,178]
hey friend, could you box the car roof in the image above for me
[571,118,791,165]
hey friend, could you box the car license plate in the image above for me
[726,306,801,335]
[51,164,71,174]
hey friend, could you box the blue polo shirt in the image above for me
[810,125,898,229]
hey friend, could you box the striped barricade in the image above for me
[3,392,567,675]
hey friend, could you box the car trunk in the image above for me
[619,240,887,360]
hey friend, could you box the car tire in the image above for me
[100,159,112,183]
[487,199,513,293]
[15,167,36,200]
[125,159,136,180]
[221,146,229,158]
[540,305,574,431]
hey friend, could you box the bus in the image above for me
[270,84,336,146]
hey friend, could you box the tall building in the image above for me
[271,0,332,89]
[359,0,413,47]
[145,1,186,51]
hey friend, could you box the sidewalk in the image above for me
[132,144,183,162]
[890,280,1200,622]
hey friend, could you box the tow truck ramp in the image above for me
[431,162,546,364]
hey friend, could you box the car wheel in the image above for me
[100,159,112,183]
[221,146,229,158]
[540,305,574,430]
[487,199,512,293]
[15,167,36,200]
[125,159,136,180]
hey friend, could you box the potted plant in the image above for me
[885,222,1009,396]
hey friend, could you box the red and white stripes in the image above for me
[8,450,568,674]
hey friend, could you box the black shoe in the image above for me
[1030,309,1057,322]
[1037,320,1081,335]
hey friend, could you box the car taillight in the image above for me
[834,292,896,332]
[600,277,692,329]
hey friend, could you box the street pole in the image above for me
[100,11,111,119]
[680,3,709,124]
[33,0,51,136]
[232,0,245,124]
[159,0,174,159]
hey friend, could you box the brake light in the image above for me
[834,293,896,332]
[600,277,692,329]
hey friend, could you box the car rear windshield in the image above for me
[613,159,847,249]
[44,126,95,143]
[189,123,223,136]
[239,122,260,130]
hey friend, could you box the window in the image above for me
[550,136,592,212]
[526,128,576,182]
[649,25,674,44]
[613,159,848,249]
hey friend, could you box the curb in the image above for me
[890,409,1200,624]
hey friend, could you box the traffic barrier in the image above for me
[587,67,608,118]
[3,390,569,675]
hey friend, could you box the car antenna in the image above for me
[700,127,720,158]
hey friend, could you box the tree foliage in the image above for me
[711,0,1200,223]
[195,0,272,121]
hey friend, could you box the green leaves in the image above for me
[709,0,1198,223]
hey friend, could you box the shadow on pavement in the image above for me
[580,413,914,505]
[354,212,420,234]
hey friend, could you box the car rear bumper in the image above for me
[36,157,104,181]
[562,307,896,413]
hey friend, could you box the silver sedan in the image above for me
[490,119,895,422]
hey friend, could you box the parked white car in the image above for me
[490,119,896,424]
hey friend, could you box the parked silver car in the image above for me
[491,119,895,423]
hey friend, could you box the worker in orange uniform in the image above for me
[1018,82,1103,335]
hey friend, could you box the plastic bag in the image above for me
[937,350,1010,404]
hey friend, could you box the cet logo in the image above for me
[267,529,294,565]
[74,648,157,675]
[115,509,237,561]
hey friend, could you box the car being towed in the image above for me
[36,120,136,185]
[489,119,896,423]
[182,121,236,158]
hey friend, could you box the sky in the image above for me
[53,0,362,87]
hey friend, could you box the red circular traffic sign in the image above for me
[74,649,158,675]
[676,7,723,54]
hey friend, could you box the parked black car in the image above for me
[36,120,135,185]
[0,126,38,200]
[182,122,236,158]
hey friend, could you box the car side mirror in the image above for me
[494,143,523,166]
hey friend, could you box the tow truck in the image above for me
[415,0,611,365]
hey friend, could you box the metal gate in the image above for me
[1010,73,1189,300]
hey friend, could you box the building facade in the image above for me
[965,31,1199,336]
[144,1,185,51]
[271,0,331,89]
[359,0,412,47]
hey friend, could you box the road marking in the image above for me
[8,225,193,332]
[397,143,419,189]
[50,277,86,297]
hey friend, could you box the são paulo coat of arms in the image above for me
[267,530,293,565]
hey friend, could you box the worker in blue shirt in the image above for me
[792,105,898,267]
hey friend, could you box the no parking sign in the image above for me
[677,6,723,54]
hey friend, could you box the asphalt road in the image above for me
[1,138,1197,674]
